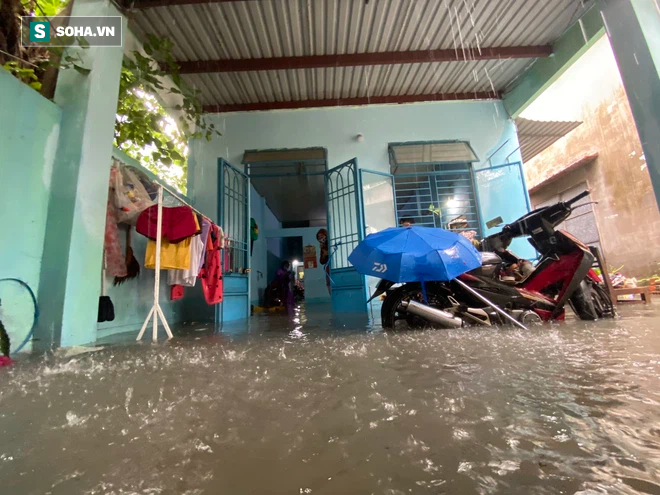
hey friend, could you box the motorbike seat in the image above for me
[481,252,502,266]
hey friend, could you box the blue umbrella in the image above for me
[348,226,482,283]
[348,227,530,330]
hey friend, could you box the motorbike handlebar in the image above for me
[483,190,591,248]
[565,190,590,206]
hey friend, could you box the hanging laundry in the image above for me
[196,217,211,268]
[199,223,223,305]
[144,236,192,270]
[167,214,210,288]
[144,215,200,270]
[136,204,200,242]
[167,229,205,287]
[112,160,155,225]
[127,165,159,201]
[170,285,185,301]
[104,166,127,278]
[113,227,140,286]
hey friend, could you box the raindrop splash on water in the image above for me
[1,307,659,494]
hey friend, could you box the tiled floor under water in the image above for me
[2,303,660,494]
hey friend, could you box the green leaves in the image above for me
[2,61,42,93]
[113,33,222,193]
[115,66,190,192]
[429,204,442,217]
[23,0,69,17]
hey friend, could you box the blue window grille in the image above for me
[393,163,482,236]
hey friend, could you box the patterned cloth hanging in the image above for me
[199,224,223,305]
[104,166,127,278]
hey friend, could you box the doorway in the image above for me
[244,147,328,228]
[261,235,305,308]
[244,148,331,313]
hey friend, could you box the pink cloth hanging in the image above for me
[199,224,223,305]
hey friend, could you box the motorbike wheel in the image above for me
[381,283,450,330]
[570,279,614,320]
[592,282,616,318]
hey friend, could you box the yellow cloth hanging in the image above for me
[144,215,199,270]
[145,237,192,270]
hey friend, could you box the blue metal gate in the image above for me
[475,161,534,259]
[218,158,250,323]
[325,158,367,313]
[359,169,397,311]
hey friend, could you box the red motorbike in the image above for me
[375,191,615,329]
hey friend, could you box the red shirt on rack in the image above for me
[199,224,223,305]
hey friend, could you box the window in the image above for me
[389,142,481,235]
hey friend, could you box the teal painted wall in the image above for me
[189,100,533,259]
[602,0,660,209]
[0,69,61,352]
[190,101,523,208]
[249,184,281,305]
[35,0,126,350]
[266,243,282,289]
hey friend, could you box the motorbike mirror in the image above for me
[486,216,504,229]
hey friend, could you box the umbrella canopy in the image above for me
[348,226,482,283]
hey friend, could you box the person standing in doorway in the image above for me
[317,229,331,294]
[275,261,294,308]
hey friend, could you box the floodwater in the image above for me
[2,305,660,495]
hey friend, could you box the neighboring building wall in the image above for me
[524,38,660,277]
[0,70,61,352]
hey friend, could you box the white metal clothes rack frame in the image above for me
[137,180,210,342]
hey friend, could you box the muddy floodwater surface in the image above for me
[1,305,660,495]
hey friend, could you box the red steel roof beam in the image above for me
[177,46,552,74]
[202,91,502,113]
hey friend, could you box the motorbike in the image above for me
[373,191,616,329]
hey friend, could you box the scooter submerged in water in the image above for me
[373,191,616,329]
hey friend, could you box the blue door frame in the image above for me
[217,158,250,323]
[474,161,535,259]
[358,168,398,309]
[325,158,367,313]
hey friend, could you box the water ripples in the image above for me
[1,306,659,494]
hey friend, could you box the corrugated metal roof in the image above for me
[183,57,531,106]
[516,117,583,163]
[127,0,596,109]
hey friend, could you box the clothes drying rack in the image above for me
[137,180,209,342]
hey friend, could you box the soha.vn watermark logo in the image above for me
[22,16,122,47]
